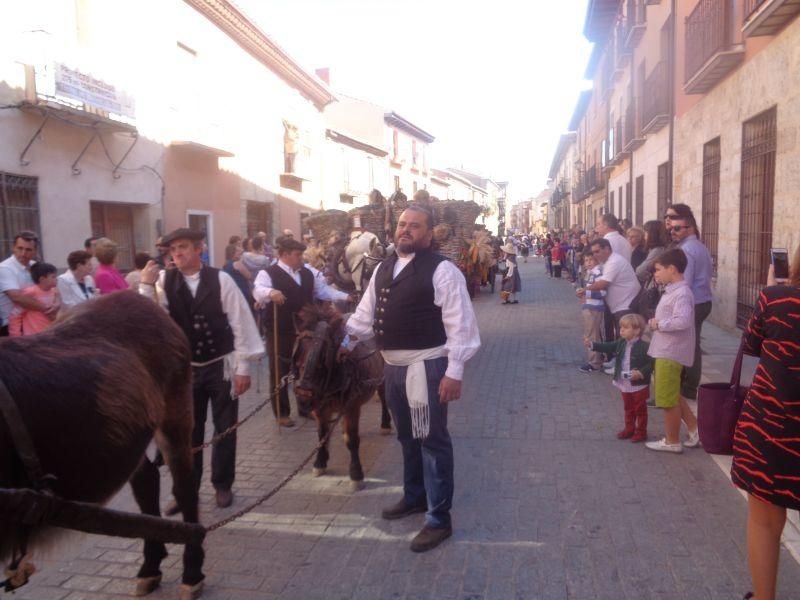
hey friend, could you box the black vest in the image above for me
[373,249,447,350]
[164,267,235,363]
[265,264,314,334]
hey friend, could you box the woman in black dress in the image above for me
[731,245,800,600]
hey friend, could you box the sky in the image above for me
[238,0,593,201]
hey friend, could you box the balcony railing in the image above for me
[642,60,671,133]
[623,102,646,151]
[612,118,627,162]
[743,0,800,37]
[601,48,615,100]
[684,0,745,94]
[624,0,647,48]
[585,165,604,194]
[615,21,632,69]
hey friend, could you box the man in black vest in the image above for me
[140,228,263,510]
[253,237,351,426]
[343,205,480,552]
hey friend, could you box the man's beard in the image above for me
[397,239,415,254]
[397,236,430,255]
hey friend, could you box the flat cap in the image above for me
[161,228,205,246]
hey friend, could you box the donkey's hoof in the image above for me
[179,580,204,600]
[350,479,366,492]
[312,467,327,477]
[135,574,162,596]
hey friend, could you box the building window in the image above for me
[367,156,374,190]
[246,201,273,239]
[702,137,721,277]
[657,161,672,217]
[394,176,400,191]
[609,190,615,215]
[635,175,644,226]
[738,108,777,328]
[392,130,399,160]
[412,140,418,168]
[0,173,40,259]
[618,186,623,218]
[413,181,418,193]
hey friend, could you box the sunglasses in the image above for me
[669,225,690,233]
[663,213,679,220]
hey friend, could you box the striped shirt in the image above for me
[582,266,606,311]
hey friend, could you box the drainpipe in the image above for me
[629,18,635,224]
[668,0,677,204]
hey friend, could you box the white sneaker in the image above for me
[604,366,615,375]
[683,429,701,448]
[603,360,614,369]
[645,438,683,454]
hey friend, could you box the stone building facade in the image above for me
[551,0,800,331]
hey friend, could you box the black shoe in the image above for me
[381,499,427,520]
[509,300,519,304]
[410,526,452,552]
[578,363,598,373]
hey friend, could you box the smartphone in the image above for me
[771,248,789,280]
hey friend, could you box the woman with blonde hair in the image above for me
[733,244,800,600]
[93,237,128,294]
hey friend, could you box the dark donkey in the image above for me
[292,305,384,490]
[0,291,204,599]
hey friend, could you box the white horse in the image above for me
[335,231,393,297]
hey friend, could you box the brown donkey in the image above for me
[0,291,204,598]
[292,305,384,490]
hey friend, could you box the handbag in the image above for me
[697,336,749,455]
[631,275,661,319]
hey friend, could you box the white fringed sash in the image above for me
[382,346,447,439]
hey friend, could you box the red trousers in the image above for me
[619,388,649,440]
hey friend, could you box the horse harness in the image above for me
[292,323,383,423]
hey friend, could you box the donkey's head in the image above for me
[291,305,344,416]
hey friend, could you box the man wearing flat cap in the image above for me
[140,228,263,511]
[253,237,352,426]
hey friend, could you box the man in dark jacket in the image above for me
[140,228,263,509]
[253,238,350,426]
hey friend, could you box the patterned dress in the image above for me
[731,285,800,509]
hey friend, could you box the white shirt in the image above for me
[598,252,641,313]
[57,270,98,310]
[0,256,34,326]
[612,338,648,393]
[345,253,481,380]
[139,269,264,376]
[604,231,632,262]
[252,260,349,305]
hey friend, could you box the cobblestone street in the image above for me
[19,260,800,599]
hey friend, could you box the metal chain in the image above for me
[190,375,291,455]
[204,413,342,532]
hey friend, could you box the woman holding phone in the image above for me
[732,244,800,600]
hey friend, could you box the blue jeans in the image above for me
[384,356,453,529]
